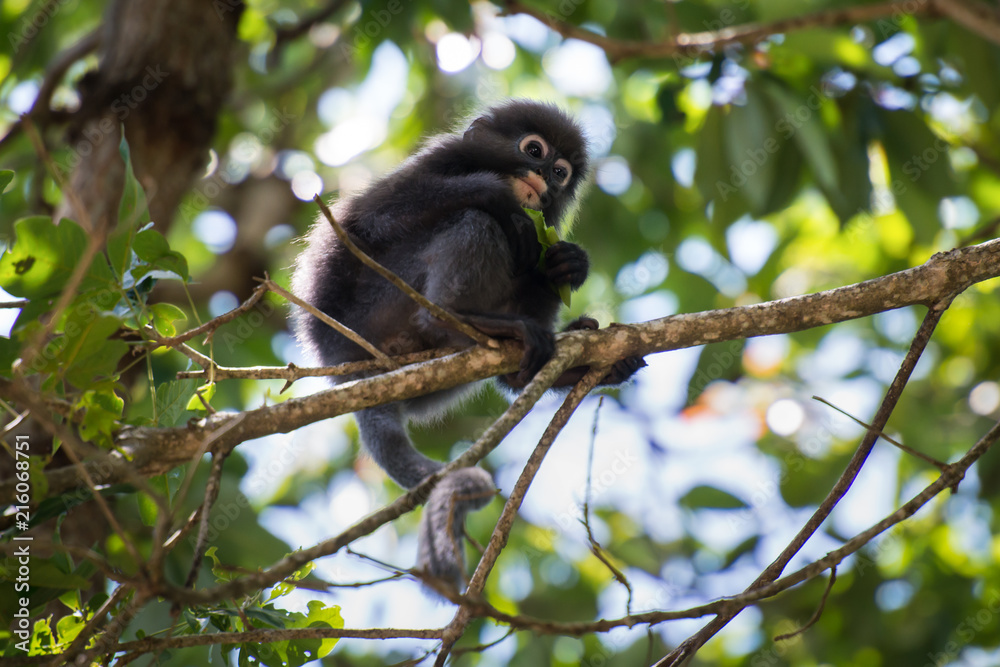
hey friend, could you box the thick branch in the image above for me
[3,239,999,504]
[932,0,1000,45]
[504,0,938,62]
[144,344,576,607]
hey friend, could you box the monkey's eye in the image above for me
[519,134,548,160]
[552,158,573,185]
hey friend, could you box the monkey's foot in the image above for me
[562,316,647,385]
[603,355,647,384]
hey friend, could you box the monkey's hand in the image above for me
[562,317,648,385]
[544,242,589,290]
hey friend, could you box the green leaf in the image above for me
[58,312,128,387]
[762,80,839,196]
[136,491,159,527]
[524,208,571,307]
[26,560,93,590]
[133,229,190,281]
[150,302,187,337]
[0,336,22,378]
[154,381,198,426]
[186,382,216,412]
[55,612,86,647]
[878,108,957,242]
[27,455,50,501]
[117,132,152,230]
[0,170,13,193]
[241,601,343,666]
[75,384,124,447]
[266,562,315,603]
[694,104,727,202]
[106,225,136,282]
[724,83,775,214]
[679,485,748,510]
[292,600,343,659]
[0,217,116,300]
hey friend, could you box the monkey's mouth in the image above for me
[511,174,547,210]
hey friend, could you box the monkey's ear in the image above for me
[463,117,494,142]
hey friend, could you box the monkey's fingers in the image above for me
[601,356,647,385]
[563,316,599,332]
[544,242,589,289]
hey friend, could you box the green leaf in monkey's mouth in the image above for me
[523,207,571,307]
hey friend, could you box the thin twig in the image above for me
[262,276,398,370]
[3,380,150,570]
[151,339,579,609]
[15,117,102,374]
[183,448,232,588]
[812,396,948,471]
[111,627,443,655]
[419,417,999,639]
[270,0,353,55]
[774,567,838,641]
[143,325,217,369]
[70,591,149,666]
[55,585,132,666]
[0,29,100,152]
[932,0,1000,47]
[582,396,634,614]
[154,282,269,348]
[312,195,496,349]
[175,347,463,386]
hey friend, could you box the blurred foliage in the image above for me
[2,0,1000,665]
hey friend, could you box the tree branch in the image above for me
[436,364,609,664]
[656,293,951,665]
[3,239,999,505]
[503,0,937,62]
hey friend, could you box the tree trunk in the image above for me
[58,0,244,233]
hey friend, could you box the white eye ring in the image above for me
[552,158,572,185]
[519,134,549,159]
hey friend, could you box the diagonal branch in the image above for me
[654,296,951,665]
[436,364,610,664]
[312,195,495,348]
[932,0,1000,45]
[423,415,1000,638]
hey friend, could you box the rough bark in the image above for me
[57,0,243,231]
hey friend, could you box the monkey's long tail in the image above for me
[355,405,495,587]
[417,466,495,586]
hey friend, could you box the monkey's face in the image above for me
[508,134,575,211]
[463,100,589,222]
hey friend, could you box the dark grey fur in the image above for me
[291,100,642,588]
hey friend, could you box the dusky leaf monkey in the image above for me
[292,100,644,587]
